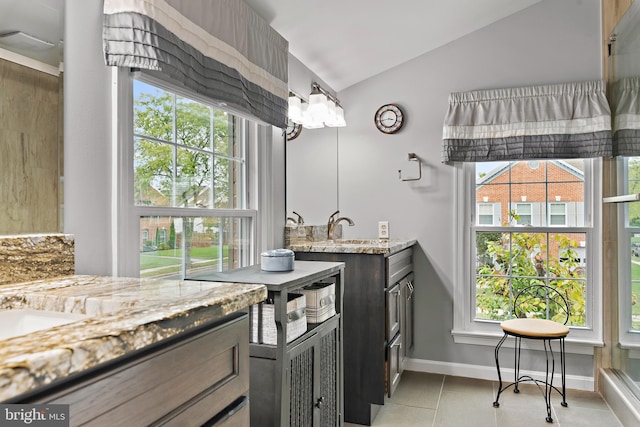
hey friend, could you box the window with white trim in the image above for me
[454,159,602,346]
[477,203,495,225]
[130,77,257,278]
[549,202,567,226]
[619,156,640,347]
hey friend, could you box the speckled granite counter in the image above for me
[0,275,267,401]
[0,234,74,285]
[287,239,417,255]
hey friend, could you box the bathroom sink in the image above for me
[0,309,87,340]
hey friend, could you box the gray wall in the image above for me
[288,0,602,377]
[65,0,113,275]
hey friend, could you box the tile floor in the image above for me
[345,371,624,427]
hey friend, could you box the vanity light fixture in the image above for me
[287,82,346,130]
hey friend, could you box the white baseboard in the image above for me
[404,357,594,391]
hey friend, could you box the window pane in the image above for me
[140,216,252,279]
[214,110,232,156]
[133,79,246,210]
[176,96,212,151]
[628,158,640,227]
[474,230,586,326]
[176,147,213,208]
[134,138,173,206]
[134,81,173,141]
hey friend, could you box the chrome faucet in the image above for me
[293,211,304,225]
[287,211,305,225]
[327,210,355,240]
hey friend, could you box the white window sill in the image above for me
[452,329,604,355]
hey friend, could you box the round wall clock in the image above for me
[286,121,302,141]
[374,103,405,134]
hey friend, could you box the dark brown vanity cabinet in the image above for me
[296,246,414,426]
[19,313,251,426]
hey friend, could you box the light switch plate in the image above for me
[378,221,389,239]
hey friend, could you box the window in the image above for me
[619,156,640,347]
[477,203,495,225]
[454,159,602,347]
[549,202,567,226]
[129,77,257,278]
[514,203,532,225]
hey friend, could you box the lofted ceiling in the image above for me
[243,0,542,91]
[0,0,542,90]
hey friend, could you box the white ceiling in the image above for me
[0,0,64,67]
[244,0,542,91]
[0,0,542,91]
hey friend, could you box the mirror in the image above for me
[286,126,339,225]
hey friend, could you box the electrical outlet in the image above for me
[378,221,389,239]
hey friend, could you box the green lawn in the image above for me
[140,245,229,277]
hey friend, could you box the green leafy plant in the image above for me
[475,217,586,326]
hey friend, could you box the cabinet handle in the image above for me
[315,396,325,408]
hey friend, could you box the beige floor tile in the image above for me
[388,371,444,409]
[552,405,623,427]
[363,403,436,427]
[344,373,621,427]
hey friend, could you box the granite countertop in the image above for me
[0,275,267,401]
[287,238,417,255]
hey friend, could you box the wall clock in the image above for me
[286,120,302,141]
[374,103,404,134]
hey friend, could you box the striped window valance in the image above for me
[441,80,612,163]
[612,77,640,157]
[103,0,289,128]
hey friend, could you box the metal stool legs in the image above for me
[493,333,568,423]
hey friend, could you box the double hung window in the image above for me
[454,159,602,346]
[619,156,640,346]
[131,77,256,278]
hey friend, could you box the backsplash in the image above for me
[284,224,342,246]
[0,234,74,285]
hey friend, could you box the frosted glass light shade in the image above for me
[288,95,303,123]
[335,105,347,127]
[307,88,328,124]
[325,99,339,127]
[301,102,324,128]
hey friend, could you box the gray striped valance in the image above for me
[103,0,289,128]
[612,77,640,157]
[441,80,612,163]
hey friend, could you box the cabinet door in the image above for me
[289,334,317,427]
[288,316,341,427]
[318,318,341,427]
[401,276,415,364]
[386,282,401,341]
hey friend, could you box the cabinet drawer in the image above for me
[46,314,249,426]
[386,333,403,398]
[387,248,413,285]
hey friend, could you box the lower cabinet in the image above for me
[296,247,414,425]
[287,317,340,427]
[22,313,250,426]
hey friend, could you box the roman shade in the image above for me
[612,77,640,156]
[103,0,289,128]
[441,80,612,163]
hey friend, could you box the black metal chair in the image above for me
[492,284,570,423]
